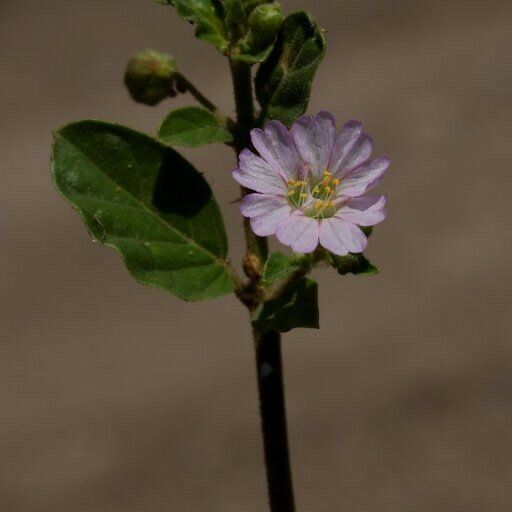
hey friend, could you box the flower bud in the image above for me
[124,50,177,106]
[246,3,284,52]
[243,252,262,281]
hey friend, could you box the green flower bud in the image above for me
[124,50,177,106]
[246,3,283,52]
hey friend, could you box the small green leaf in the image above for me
[158,107,232,147]
[252,278,319,333]
[262,251,309,283]
[330,253,379,276]
[255,11,326,126]
[51,120,235,301]
[170,0,229,52]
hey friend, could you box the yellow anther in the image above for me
[299,193,308,199]
[332,178,340,186]
[324,186,331,194]
[312,186,320,194]
[323,170,331,177]
[288,190,295,196]
[315,200,324,210]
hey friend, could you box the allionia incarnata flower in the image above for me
[233,112,390,255]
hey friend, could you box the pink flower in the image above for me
[233,112,389,255]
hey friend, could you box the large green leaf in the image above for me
[51,120,235,301]
[255,11,326,126]
[158,107,232,147]
[252,278,319,333]
[170,0,229,52]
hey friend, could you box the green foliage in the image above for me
[255,11,326,126]
[262,251,309,283]
[51,120,235,301]
[169,0,230,52]
[158,107,232,147]
[330,253,379,276]
[252,278,320,332]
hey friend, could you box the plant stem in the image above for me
[176,73,234,130]
[254,328,296,512]
[229,59,268,265]
[230,58,296,512]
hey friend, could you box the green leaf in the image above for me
[330,253,379,276]
[255,11,326,126]
[51,120,235,301]
[158,107,232,147]
[262,251,309,283]
[252,278,319,333]
[170,0,229,52]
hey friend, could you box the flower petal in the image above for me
[328,120,363,174]
[332,133,373,178]
[337,195,387,226]
[233,149,287,194]
[250,121,301,180]
[338,156,390,197]
[319,217,368,255]
[276,211,319,253]
[240,193,292,237]
[291,111,336,178]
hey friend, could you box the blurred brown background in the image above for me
[1,0,511,510]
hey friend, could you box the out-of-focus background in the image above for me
[1,0,511,510]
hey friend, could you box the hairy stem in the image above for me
[176,73,234,130]
[230,58,296,512]
[254,329,296,512]
[229,59,268,265]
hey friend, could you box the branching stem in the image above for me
[230,58,296,512]
[175,73,234,131]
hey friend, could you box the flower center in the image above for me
[287,170,340,219]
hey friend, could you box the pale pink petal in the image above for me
[233,149,287,194]
[337,195,387,226]
[319,217,368,255]
[240,193,292,237]
[250,121,300,180]
[328,120,363,174]
[291,112,336,178]
[332,133,373,178]
[338,156,390,197]
[276,211,319,253]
